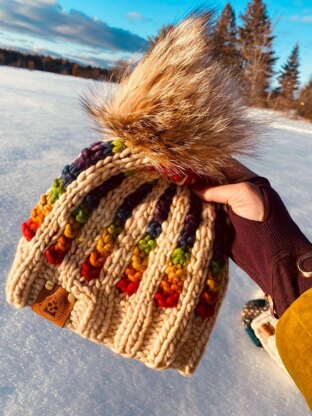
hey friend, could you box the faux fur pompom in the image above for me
[84,10,259,178]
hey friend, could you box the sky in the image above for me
[0,0,311,87]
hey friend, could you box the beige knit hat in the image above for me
[6,11,256,375]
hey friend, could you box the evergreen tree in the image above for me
[213,3,242,71]
[277,43,300,107]
[238,0,277,107]
[298,78,312,120]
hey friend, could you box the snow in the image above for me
[1,66,311,416]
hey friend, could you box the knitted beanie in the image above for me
[6,11,256,375]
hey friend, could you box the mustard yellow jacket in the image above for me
[276,288,312,410]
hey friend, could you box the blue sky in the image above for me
[0,0,311,87]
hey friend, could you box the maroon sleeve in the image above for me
[228,177,312,318]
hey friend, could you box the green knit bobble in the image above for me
[107,218,123,240]
[50,179,65,203]
[112,139,124,153]
[108,223,116,235]
[113,218,123,236]
[172,247,191,266]
[138,234,156,255]
[74,206,90,224]
[210,260,222,276]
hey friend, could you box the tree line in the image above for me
[211,0,310,117]
[149,0,311,121]
[0,48,126,83]
[211,0,311,121]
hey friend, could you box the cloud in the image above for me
[289,14,312,23]
[126,12,152,22]
[0,0,148,53]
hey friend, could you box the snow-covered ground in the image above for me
[1,67,311,416]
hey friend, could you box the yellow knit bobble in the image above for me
[176,269,186,279]
[104,243,114,253]
[40,194,47,205]
[167,272,176,282]
[96,238,105,254]
[133,247,140,256]
[165,265,174,275]
[103,233,112,244]
[46,194,53,205]
[206,278,221,292]
[42,204,53,215]
[64,223,78,239]
[32,207,44,223]
[132,261,141,272]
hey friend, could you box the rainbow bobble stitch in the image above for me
[194,204,228,319]
[45,173,125,264]
[116,184,176,296]
[21,140,125,242]
[154,193,202,308]
[80,181,156,281]
[22,179,65,241]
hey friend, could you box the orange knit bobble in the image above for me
[89,250,106,267]
[55,235,71,251]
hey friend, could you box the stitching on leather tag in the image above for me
[31,284,74,327]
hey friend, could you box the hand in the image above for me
[190,159,312,318]
[191,160,266,221]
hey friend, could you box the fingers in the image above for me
[192,182,266,221]
[192,183,240,205]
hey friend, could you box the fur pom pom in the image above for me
[84,10,260,178]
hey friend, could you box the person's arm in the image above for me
[191,160,312,317]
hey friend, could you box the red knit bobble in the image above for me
[116,276,140,296]
[116,277,128,292]
[22,219,38,241]
[154,293,167,308]
[81,261,101,281]
[165,292,179,307]
[126,281,140,296]
[45,245,66,265]
[154,292,179,308]
[195,301,216,319]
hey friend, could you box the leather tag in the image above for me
[32,284,74,327]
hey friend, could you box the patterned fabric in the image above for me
[6,139,228,375]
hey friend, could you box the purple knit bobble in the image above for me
[89,141,103,149]
[81,148,91,158]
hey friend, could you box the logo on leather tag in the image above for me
[32,284,74,328]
